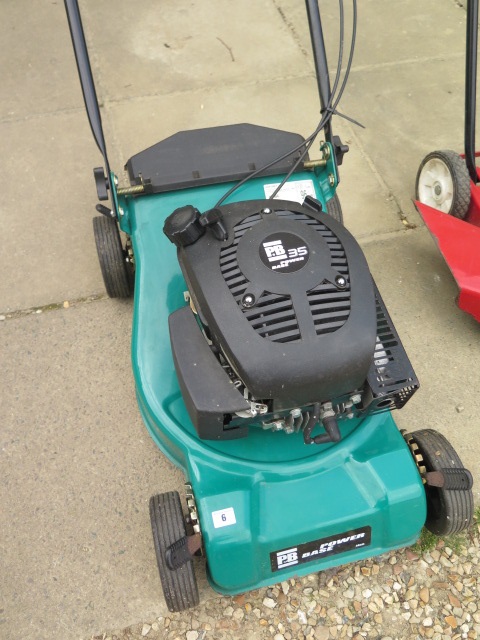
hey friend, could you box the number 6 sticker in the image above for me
[212,507,236,529]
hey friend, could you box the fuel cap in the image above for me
[163,205,205,247]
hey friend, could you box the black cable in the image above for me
[268,0,346,200]
[269,0,359,200]
[213,126,323,207]
[215,0,359,208]
[268,136,317,200]
[327,0,346,111]
[327,0,358,121]
[214,72,335,208]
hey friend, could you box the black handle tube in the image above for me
[64,0,107,157]
[465,0,478,183]
[305,0,333,143]
[64,0,113,188]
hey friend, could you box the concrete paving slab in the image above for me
[335,120,405,239]
[79,0,311,102]
[1,299,213,640]
[0,111,106,312]
[0,1,84,120]
[275,0,466,68]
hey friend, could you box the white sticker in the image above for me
[212,507,236,529]
[263,179,316,204]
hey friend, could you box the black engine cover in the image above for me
[175,199,377,409]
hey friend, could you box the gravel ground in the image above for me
[89,520,480,640]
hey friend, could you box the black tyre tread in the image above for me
[411,429,473,536]
[415,150,471,219]
[149,492,199,612]
[93,216,131,298]
[326,193,344,224]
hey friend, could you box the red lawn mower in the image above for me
[415,0,480,322]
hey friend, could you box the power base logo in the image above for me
[270,526,372,572]
[260,232,309,273]
[275,548,299,570]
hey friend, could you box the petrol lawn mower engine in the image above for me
[165,196,419,443]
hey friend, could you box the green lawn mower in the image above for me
[65,0,474,612]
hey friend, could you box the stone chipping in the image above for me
[89,522,480,640]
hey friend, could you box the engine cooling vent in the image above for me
[219,213,300,342]
[364,285,419,412]
[241,291,301,342]
[219,212,261,299]
[219,209,351,342]
[277,211,351,335]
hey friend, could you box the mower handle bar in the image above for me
[63,0,336,194]
[305,0,334,146]
[64,0,116,210]
[465,0,479,183]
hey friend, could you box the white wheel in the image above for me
[415,150,470,219]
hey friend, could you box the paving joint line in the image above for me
[344,121,418,229]
[272,0,311,61]
[0,52,464,126]
[350,51,464,75]
[0,293,109,322]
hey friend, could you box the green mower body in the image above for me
[115,161,426,594]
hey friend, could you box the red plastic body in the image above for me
[415,170,480,322]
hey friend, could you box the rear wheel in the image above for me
[406,429,473,536]
[93,216,132,298]
[149,492,199,612]
[326,193,344,224]
[415,150,470,219]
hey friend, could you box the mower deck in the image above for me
[122,181,426,594]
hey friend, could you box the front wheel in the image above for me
[415,150,470,219]
[149,492,199,612]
